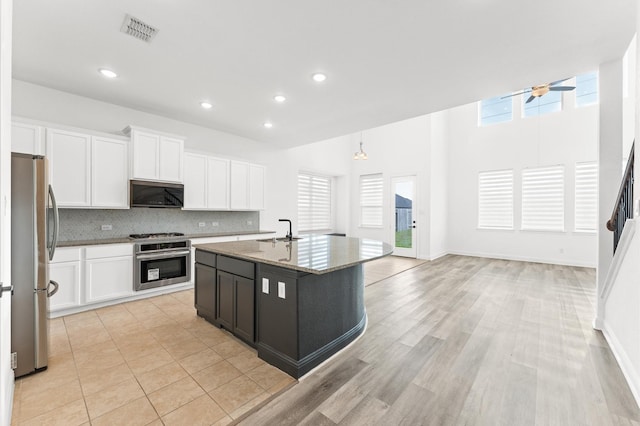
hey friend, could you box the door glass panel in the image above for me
[394,181,413,249]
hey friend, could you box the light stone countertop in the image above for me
[57,230,276,248]
[194,234,393,275]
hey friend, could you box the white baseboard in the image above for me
[601,321,640,409]
[429,251,448,261]
[447,250,596,268]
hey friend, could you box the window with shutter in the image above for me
[478,169,514,230]
[360,173,383,227]
[297,173,332,232]
[521,165,565,231]
[575,162,598,232]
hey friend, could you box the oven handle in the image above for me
[135,250,191,260]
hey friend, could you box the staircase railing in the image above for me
[606,142,634,253]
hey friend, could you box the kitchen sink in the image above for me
[256,237,304,242]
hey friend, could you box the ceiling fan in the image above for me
[502,78,576,104]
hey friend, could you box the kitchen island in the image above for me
[193,234,393,378]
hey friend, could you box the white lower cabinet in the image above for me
[49,248,82,312]
[85,244,133,303]
[48,243,134,315]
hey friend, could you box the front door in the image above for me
[391,176,417,258]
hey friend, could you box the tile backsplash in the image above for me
[58,208,260,242]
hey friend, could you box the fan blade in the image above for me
[549,86,576,91]
[501,90,530,99]
[549,78,571,86]
[526,95,536,104]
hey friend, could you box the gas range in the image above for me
[129,232,185,240]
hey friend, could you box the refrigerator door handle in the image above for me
[47,280,59,297]
[0,282,14,298]
[48,185,59,261]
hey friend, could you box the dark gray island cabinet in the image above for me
[194,234,393,378]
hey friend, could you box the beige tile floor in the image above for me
[10,290,295,426]
[363,255,427,286]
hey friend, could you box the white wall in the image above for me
[447,90,599,267]
[264,135,352,237]
[347,115,432,259]
[429,110,448,260]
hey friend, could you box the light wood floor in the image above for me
[239,255,640,425]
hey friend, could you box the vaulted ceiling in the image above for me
[12,0,637,147]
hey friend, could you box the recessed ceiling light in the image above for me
[200,101,213,109]
[263,122,273,129]
[98,68,118,79]
[274,95,286,103]
[312,73,327,83]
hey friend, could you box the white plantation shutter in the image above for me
[521,165,565,231]
[298,173,331,232]
[360,174,383,227]
[575,162,598,232]
[478,169,513,229]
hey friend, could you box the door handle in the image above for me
[0,282,13,298]
[48,185,59,261]
[47,280,59,297]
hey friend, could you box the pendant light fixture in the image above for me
[353,132,368,160]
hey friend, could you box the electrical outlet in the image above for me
[247,220,252,225]
[198,222,206,227]
[262,278,269,294]
[278,281,286,299]
[101,224,112,231]
[212,222,219,227]
[559,248,564,254]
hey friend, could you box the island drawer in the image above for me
[195,250,216,268]
[217,255,255,279]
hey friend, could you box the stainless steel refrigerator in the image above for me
[10,153,59,378]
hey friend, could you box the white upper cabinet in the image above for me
[92,137,129,208]
[125,126,184,183]
[208,157,230,209]
[130,129,159,180]
[183,153,230,210]
[46,127,129,209]
[184,153,208,209]
[230,161,250,210]
[12,121,44,155]
[230,161,265,210]
[159,136,184,182]
[46,128,92,207]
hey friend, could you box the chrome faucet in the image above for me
[279,219,292,241]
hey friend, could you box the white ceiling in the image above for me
[12,0,637,148]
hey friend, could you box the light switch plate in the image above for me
[278,281,286,299]
[262,278,269,294]
[101,224,112,231]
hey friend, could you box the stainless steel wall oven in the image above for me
[133,238,191,291]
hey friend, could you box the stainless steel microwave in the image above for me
[130,180,184,208]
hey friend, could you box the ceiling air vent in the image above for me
[120,14,158,43]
